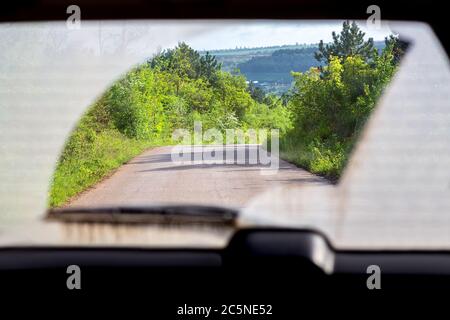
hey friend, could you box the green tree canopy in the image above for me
[150,42,221,85]
[314,21,375,65]
[384,34,408,65]
[281,21,401,179]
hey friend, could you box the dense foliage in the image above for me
[215,40,385,94]
[49,21,402,206]
[280,22,402,179]
[49,42,290,207]
[315,21,376,65]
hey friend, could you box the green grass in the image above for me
[279,134,348,182]
[48,128,161,208]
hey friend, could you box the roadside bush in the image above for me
[49,42,290,207]
[280,25,399,179]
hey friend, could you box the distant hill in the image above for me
[204,43,318,73]
[202,41,386,95]
[237,46,319,94]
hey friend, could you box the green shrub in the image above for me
[280,23,400,179]
[49,43,292,207]
[49,30,400,207]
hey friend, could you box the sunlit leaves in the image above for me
[281,24,401,179]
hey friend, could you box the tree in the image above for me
[199,51,221,85]
[150,43,221,85]
[314,21,375,65]
[283,21,399,179]
[384,34,407,65]
[150,42,201,79]
[247,82,266,103]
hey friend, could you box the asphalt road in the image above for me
[68,145,330,208]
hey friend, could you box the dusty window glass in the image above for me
[45,20,401,210]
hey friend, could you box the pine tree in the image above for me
[384,35,407,65]
[314,21,375,65]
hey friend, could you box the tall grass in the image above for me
[49,130,158,207]
[280,133,349,182]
